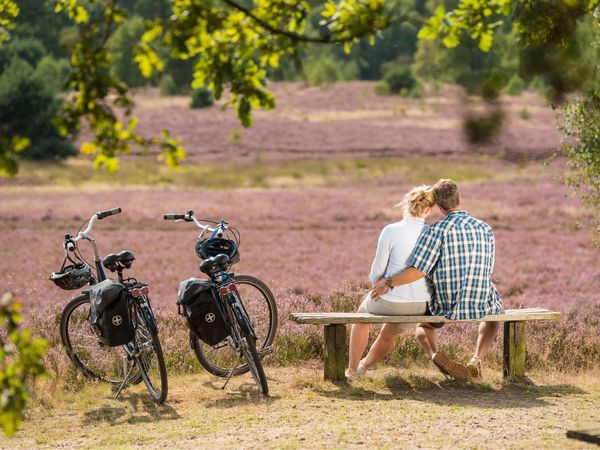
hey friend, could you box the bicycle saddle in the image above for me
[103,250,135,272]
[199,253,230,275]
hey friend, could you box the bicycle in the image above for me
[164,210,277,396]
[51,208,168,403]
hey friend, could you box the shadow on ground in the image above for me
[316,374,587,409]
[82,393,180,426]
[201,377,280,409]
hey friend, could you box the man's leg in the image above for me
[362,324,404,369]
[467,321,500,378]
[475,321,500,359]
[415,323,438,358]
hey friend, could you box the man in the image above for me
[370,179,503,379]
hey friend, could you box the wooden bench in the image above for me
[289,308,560,382]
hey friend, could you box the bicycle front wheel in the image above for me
[191,275,278,377]
[60,294,141,385]
[133,300,168,403]
[240,329,269,396]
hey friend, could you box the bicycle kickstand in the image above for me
[221,352,243,390]
[113,359,135,399]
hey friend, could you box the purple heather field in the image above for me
[1,83,598,376]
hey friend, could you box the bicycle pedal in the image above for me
[258,345,274,357]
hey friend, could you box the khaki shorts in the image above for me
[359,293,428,330]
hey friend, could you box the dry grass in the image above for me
[3,364,600,449]
[6,154,528,190]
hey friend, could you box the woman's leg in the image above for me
[348,323,370,371]
[347,298,370,372]
[415,323,438,358]
[362,324,404,368]
[361,300,427,369]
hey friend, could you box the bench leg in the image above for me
[324,324,347,382]
[503,321,526,380]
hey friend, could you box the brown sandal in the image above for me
[432,352,469,381]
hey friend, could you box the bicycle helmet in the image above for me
[196,238,240,265]
[50,255,93,290]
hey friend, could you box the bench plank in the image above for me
[289,307,561,382]
[289,308,560,325]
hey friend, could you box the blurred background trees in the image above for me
[0,0,598,196]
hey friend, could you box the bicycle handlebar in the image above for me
[97,207,122,220]
[163,210,227,237]
[67,207,122,247]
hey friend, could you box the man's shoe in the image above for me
[467,356,483,379]
[432,352,469,381]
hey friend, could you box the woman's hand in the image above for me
[370,278,389,300]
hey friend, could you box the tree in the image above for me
[0,0,598,184]
[0,38,76,168]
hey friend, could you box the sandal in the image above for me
[432,352,469,381]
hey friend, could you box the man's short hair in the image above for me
[432,179,460,211]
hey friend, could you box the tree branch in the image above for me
[221,0,419,44]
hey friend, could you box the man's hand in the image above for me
[370,278,389,300]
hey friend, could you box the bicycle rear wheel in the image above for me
[191,275,278,377]
[133,300,168,403]
[60,294,141,385]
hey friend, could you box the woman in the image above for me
[346,185,435,378]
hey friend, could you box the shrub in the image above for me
[304,54,358,85]
[505,74,525,96]
[519,107,531,120]
[377,65,422,97]
[159,74,177,96]
[190,87,214,109]
[463,109,504,144]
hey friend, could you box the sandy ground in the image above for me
[3,364,600,449]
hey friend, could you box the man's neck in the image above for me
[442,206,462,217]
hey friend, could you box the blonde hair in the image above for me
[395,185,436,218]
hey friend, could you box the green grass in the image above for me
[10,155,512,190]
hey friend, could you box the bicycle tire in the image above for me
[240,328,269,396]
[191,274,278,377]
[60,294,142,385]
[133,300,168,403]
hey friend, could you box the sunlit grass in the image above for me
[10,154,533,190]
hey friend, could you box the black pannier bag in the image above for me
[177,277,229,345]
[89,279,134,347]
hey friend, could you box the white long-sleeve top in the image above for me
[369,217,433,302]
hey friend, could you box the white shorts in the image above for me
[359,292,428,329]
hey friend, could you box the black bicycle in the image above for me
[51,208,168,403]
[164,210,277,396]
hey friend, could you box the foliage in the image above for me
[34,56,71,93]
[463,109,504,144]
[159,73,177,96]
[0,292,47,436]
[304,53,358,84]
[0,0,18,45]
[190,87,214,109]
[560,91,600,234]
[376,65,420,96]
[107,15,147,88]
[0,56,76,162]
[504,74,524,95]
[51,0,185,173]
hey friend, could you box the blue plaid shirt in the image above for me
[408,210,503,320]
